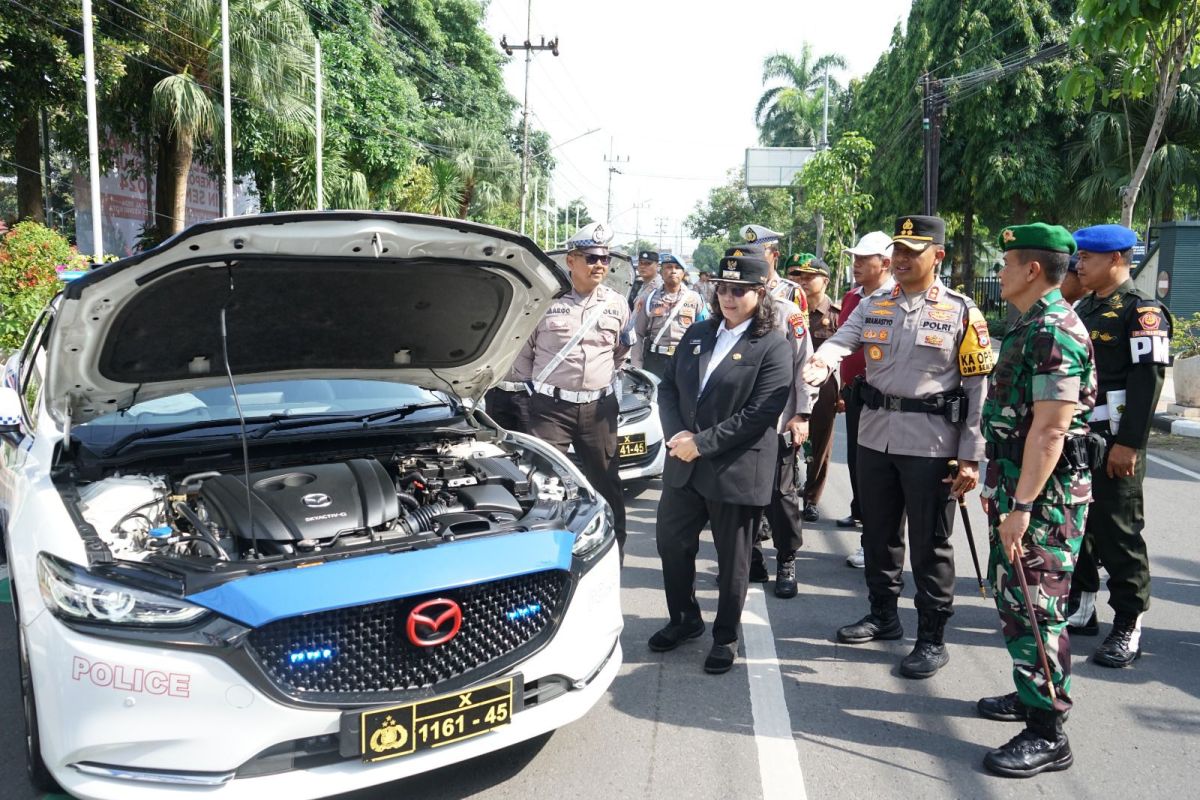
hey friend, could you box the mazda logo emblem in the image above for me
[302,493,333,508]
[406,598,463,647]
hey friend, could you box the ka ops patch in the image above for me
[959,306,994,376]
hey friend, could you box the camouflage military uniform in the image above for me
[981,288,1096,712]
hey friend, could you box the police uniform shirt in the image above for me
[514,284,631,392]
[1075,278,1172,449]
[771,277,806,310]
[813,279,989,460]
[774,295,817,421]
[633,286,707,355]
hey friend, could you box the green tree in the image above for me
[795,132,875,287]
[685,168,795,244]
[135,0,315,240]
[691,238,723,272]
[435,119,519,219]
[755,44,847,147]
[1064,0,1200,226]
[425,158,463,217]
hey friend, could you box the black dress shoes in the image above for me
[983,728,1073,777]
[1092,615,1142,668]
[774,559,798,599]
[835,514,860,528]
[703,641,738,674]
[648,618,705,652]
[801,503,819,522]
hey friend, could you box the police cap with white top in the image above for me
[567,221,614,255]
[740,224,782,246]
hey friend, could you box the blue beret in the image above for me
[1072,224,1137,253]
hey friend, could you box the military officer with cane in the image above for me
[977,223,1097,777]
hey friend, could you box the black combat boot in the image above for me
[774,557,798,599]
[1065,591,1099,636]
[983,708,1073,777]
[1093,613,1143,668]
[899,615,949,679]
[836,601,903,644]
[977,692,1026,722]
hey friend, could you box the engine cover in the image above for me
[200,459,399,545]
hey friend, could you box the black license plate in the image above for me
[358,677,516,763]
[618,433,648,459]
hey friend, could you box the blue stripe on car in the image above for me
[188,530,574,627]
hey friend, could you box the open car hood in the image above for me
[46,212,569,424]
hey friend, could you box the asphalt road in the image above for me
[3,418,1199,800]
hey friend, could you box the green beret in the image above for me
[783,252,816,270]
[998,222,1077,255]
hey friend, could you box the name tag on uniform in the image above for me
[665,345,676,355]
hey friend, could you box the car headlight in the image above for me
[572,504,614,560]
[37,553,210,626]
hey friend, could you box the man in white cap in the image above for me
[513,222,630,554]
[835,231,894,570]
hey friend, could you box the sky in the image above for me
[483,0,914,256]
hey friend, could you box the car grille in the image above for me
[245,570,570,703]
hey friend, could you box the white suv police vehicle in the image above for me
[0,212,622,799]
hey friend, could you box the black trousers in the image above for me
[529,393,626,552]
[642,350,672,381]
[842,383,864,520]
[483,388,529,433]
[857,445,956,619]
[657,481,761,644]
[762,432,805,558]
[1071,439,1151,617]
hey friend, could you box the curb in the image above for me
[1153,412,1200,438]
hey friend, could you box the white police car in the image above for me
[0,212,622,799]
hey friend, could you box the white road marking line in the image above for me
[742,586,807,800]
[1146,452,1200,481]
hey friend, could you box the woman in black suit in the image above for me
[649,250,793,673]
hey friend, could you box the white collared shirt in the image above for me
[700,317,752,394]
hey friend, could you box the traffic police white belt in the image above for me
[532,382,613,403]
[649,344,676,356]
[495,381,526,393]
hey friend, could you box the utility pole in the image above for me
[632,199,650,253]
[655,217,668,250]
[921,73,944,216]
[500,8,559,237]
[81,0,103,260]
[822,66,830,148]
[314,39,323,210]
[220,0,234,216]
[532,175,539,244]
[604,137,628,223]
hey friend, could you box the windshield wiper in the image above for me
[249,402,450,438]
[100,415,282,456]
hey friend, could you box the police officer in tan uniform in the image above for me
[803,215,991,678]
[513,222,630,553]
[633,253,708,380]
[788,256,841,522]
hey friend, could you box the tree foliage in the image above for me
[755,45,847,147]
[795,132,874,285]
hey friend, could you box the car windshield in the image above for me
[72,379,454,447]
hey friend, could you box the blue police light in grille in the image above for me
[506,602,542,621]
[288,647,335,665]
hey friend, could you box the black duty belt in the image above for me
[985,433,1106,472]
[859,381,966,423]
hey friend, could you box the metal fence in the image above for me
[973,276,1003,314]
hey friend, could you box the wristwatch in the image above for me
[1012,500,1035,513]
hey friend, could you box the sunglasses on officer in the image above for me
[714,282,754,298]
[571,252,611,266]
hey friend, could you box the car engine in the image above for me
[74,440,573,563]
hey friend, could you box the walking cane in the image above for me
[947,460,988,597]
[1008,538,1059,705]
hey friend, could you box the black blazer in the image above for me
[658,317,792,507]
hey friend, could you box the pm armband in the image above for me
[958,307,994,376]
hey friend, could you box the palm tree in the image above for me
[426,159,464,218]
[434,120,520,219]
[1067,65,1200,224]
[755,45,848,147]
[142,0,315,240]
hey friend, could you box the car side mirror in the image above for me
[0,386,23,442]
